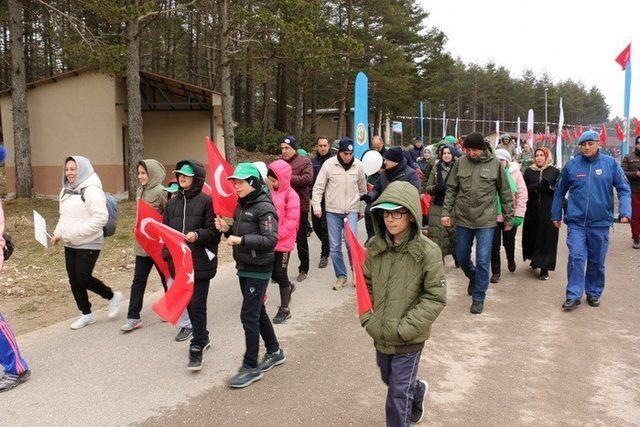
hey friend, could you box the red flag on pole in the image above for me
[599,124,608,146]
[576,125,584,139]
[615,43,632,70]
[634,118,640,136]
[615,121,625,141]
[134,200,170,280]
[205,137,237,217]
[343,219,372,316]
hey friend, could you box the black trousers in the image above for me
[239,277,279,369]
[365,204,375,240]
[376,350,425,427]
[311,209,330,258]
[127,256,167,320]
[491,222,517,275]
[271,251,292,308]
[296,214,310,273]
[187,279,210,348]
[64,247,114,315]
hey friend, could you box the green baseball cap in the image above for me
[227,162,261,181]
[297,148,309,157]
[162,182,180,193]
[371,202,404,211]
[173,163,195,177]
[444,135,457,144]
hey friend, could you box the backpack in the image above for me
[80,189,118,237]
[3,233,14,261]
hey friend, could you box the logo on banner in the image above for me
[356,123,367,146]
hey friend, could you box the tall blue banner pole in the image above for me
[353,72,369,160]
[419,101,424,142]
[623,61,631,156]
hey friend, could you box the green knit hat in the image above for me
[444,135,457,144]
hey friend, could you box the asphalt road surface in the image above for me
[2,222,639,426]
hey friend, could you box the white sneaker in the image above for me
[108,291,123,319]
[70,313,96,330]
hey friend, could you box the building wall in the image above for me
[0,72,122,196]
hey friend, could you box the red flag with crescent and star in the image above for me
[206,137,237,217]
[615,121,625,142]
[599,124,608,146]
[634,118,640,136]
[343,219,372,316]
[134,200,170,280]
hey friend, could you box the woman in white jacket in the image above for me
[51,156,122,329]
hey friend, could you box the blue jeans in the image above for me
[326,212,359,279]
[455,226,495,302]
[566,224,610,300]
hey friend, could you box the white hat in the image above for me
[494,148,512,163]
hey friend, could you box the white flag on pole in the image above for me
[556,98,564,168]
[495,120,500,147]
[442,111,446,138]
[455,118,459,139]
[515,116,522,156]
[526,109,534,149]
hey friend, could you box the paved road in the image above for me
[2,223,639,426]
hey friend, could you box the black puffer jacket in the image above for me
[366,157,422,202]
[226,187,279,273]
[163,160,221,281]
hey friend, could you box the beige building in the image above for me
[0,69,225,197]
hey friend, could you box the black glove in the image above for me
[360,194,374,204]
[435,184,447,194]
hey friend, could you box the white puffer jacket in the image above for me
[54,172,108,249]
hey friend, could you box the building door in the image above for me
[122,125,129,193]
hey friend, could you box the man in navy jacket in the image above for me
[551,130,631,311]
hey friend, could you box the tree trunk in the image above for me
[126,15,143,200]
[8,0,33,198]
[218,0,237,164]
[310,72,317,135]
[244,59,255,127]
[293,66,304,140]
[260,78,270,150]
[233,68,243,125]
[275,63,288,132]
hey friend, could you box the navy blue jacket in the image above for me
[367,157,422,202]
[551,151,631,227]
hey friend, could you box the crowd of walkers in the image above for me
[1,132,636,427]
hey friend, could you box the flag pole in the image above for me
[623,59,632,157]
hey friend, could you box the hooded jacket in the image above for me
[551,151,631,227]
[622,147,640,192]
[367,156,422,202]
[135,159,167,257]
[268,160,301,252]
[162,160,221,281]
[442,147,514,229]
[360,181,447,355]
[54,156,108,250]
[284,153,313,213]
[497,161,528,222]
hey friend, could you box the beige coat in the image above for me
[311,156,367,215]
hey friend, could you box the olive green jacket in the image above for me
[442,149,514,229]
[135,159,167,256]
[360,181,447,355]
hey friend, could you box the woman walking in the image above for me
[522,147,560,280]
[52,156,122,330]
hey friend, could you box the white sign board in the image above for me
[33,210,50,248]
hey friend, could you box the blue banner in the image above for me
[353,71,369,160]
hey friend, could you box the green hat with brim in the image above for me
[227,162,261,181]
[163,182,180,193]
[297,148,309,157]
[371,202,404,211]
[172,163,195,177]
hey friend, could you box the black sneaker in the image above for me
[175,327,193,342]
[467,279,474,296]
[0,370,30,393]
[470,300,484,314]
[228,366,264,388]
[411,379,428,423]
[587,296,600,307]
[259,349,286,372]
[318,256,329,269]
[273,307,291,324]
[539,269,549,280]
[633,240,640,249]
[508,260,516,272]
[187,345,204,371]
[490,273,500,283]
[562,299,581,311]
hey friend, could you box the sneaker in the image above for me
[175,327,193,342]
[470,300,484,314]
[539,269,549,281]
[332,277,348,290]
[318,256,329,269]
[107,291,123,319]
[296,271,308,282]
[633,240,640,249]
[587,296,600,307]
[507,260,516,272]
[490,273,500,283]
[0,370,31,393]
[228,366,264,388]
[411,379,429,424]
[562,299,581,311]
[258,348,286,372]
[272,307,291,324]
[120,318,142,332]
[70,313,96,330]
[187,345,204,371]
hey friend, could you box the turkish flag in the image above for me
[561,129,570,141]
[615,121,625,141]
[576,125,584,139]
[134,200,170,280]
[634,118,640,136]
[145,220,195,324]
[615,43,631,70]
[420,193,431,216]
[343,219,372,316]
[206,137,237,218]
[599,124,608,146]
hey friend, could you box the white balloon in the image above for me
[361,150,383,176]
[252,162,268,181]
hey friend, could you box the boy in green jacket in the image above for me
[361,181,447,426]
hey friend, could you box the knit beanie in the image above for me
[464,132,487,150]
[384,147,404,164]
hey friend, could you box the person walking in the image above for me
[490,149,528,283]
[266,160,301,324]
[280,136,313,282]
[311,137,332,268]
[360,181,446,426]
[365,136,388,239]
[361,146,422,205]
[441,133,514,314]
[163,160,220,370]
[404,136,427,171]
[51,156,122,329]
[497,134,516,158]
[425,145,457,262]
[551,130,631,311]
[312,137,367,290]
[621,136,640,249]
[215,163,285,388]
[522,147,560,280]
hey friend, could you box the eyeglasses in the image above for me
[382,210,410,219]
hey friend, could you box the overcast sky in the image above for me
[420,0,640,121]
